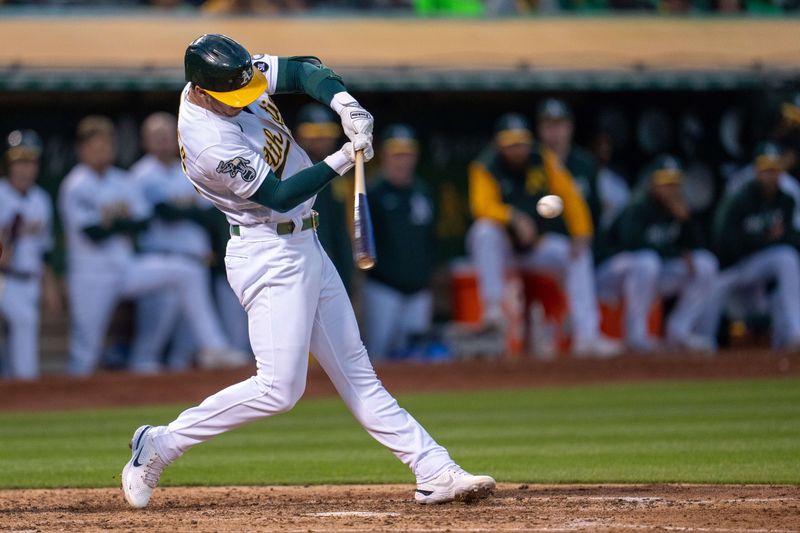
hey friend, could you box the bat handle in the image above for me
[354,149,366,194]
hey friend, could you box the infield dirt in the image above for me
[1,484,799,532]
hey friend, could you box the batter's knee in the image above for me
[251,372,306,414]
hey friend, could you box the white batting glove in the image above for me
[331,92,374,152]
[324,142,374,176]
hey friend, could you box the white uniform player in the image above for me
[0,130,55,379]
[60,116,237,376]
[128,113,239,372]
[121,34,494,508]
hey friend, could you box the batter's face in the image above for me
[382,150,418,187]
[297,135,338,163]
[7,159,39,192]
[537,118,573,156]
[190,86,244,117]
[78,134,116,173]
[498,142,532,170]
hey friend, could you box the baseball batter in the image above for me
[122,33,494,508]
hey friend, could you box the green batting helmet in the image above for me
[184,34,267,108]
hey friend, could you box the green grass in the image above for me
[0,378,799,488]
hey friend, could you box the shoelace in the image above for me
[143,454,167,488]
[447,466,467,478]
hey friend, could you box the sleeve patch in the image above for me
[254,61,269,73]
[217,157,257,182]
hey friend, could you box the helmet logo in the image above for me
[239,67,253,86]
[217,157,257,182]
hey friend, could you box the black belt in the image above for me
[230,212,319,237]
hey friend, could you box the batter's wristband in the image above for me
[325,150,354,176]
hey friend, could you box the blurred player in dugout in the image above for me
[595,155,720,354]
[59,116,243,376]
[361,125,437,359]
[128,112,247,372]
[713,142,800,349]
[293,103,354,293]
[467,113,621,358]
[0,130,61,380]
[536,99,603,227]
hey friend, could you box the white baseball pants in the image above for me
[467,219,600,343]
[596,249,720,345]
[361,279,432,360]
[717,244,800,348]
[214,273,251,354]
[151,226,455,483]
[0,276,41,380]
[67,255,228,376]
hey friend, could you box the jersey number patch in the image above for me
[217,157,257,182]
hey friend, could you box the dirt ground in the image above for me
[2,351,799,532]
[1,484,798,533]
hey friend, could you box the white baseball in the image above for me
[536,195,563,219]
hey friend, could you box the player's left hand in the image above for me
[331,92,374,153]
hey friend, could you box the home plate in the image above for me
[309,511,401,517]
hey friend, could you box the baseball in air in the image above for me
[536,195,563,219]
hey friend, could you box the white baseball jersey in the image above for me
[59,164,151,272]
[0,179,53,276]
[129,154,212,259]
[177,54,316,227]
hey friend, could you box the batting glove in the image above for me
[324,141,374,176]
[331,92,374,153]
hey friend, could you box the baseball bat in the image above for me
[352,149,377,270]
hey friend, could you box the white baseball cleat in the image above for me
[121,425,169,508]
[415,466,496,504]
